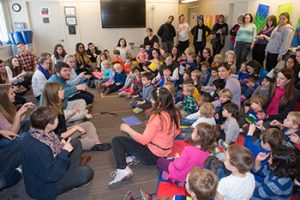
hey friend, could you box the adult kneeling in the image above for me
[109,87,180,187]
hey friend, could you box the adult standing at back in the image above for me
[144,28,159,48]
[157,16,176,53]
[211,15,228,56]
[177,14,191,54]
[252,15,277,66]
[265,12,295,72]
[191,16,211,57]
[234,13,257,71]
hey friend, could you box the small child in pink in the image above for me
[156,122,217,185]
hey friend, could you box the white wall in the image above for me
[247,0,300,26]
[6,0,179,55]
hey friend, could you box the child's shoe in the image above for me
[139,189,155,200]
[85,113,93,119]
[218,139,229,151]
[133,108,143,114]
[108,166,133,188]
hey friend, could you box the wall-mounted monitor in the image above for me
[100,0,146,28]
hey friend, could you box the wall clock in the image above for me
[12,3,21,12]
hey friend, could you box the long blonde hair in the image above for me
[42,82,63,114]
[0,84,16,123]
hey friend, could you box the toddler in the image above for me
[225,50,237,74]
[180,84,198,116]
[191,69,202,92]
[214,89,232,125]
[252,76,273,99]
[157,123,217,185]
[103,63,126,94]
[245,94,266,125]
[200,61,211,86]
[220,103,240,144]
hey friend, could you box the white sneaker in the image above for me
[85,113,93,119]
[108,166,133,187]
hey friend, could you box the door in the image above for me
[27,1,64,55]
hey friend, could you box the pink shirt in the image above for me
[168,146,210,183]
[132,111,180,157]
[0,113,12,131]
[266,87,285,115]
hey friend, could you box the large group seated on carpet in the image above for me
[0,12,300,200]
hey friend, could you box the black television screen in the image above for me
[100,0,146,28]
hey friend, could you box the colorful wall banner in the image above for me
[254,4,270,33]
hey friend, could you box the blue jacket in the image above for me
[113,71,126,86]
[21,134,70,200]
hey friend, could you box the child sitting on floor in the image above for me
[119,66,142,98]
[200,61,211,86]
[201,68,219,94]
[252,146,300,199]
[157,123,217,186]
[216,144,255,200]
[268,111,300,149]
[211,54,222,69]
[131,72,154,113]
[245,94,266,125]
[111,49,125,68]
[179,84,198,117]
[214,89,232,125]
[98,59,113,83]
[225,50,237,74]
[191,69,202,93]
[245,124,283,182]
[252,76,273,100]
[220,103,240,145]
[103,63,126,94]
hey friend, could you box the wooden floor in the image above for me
[0,89,159,200]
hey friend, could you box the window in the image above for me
[0,2,9,42]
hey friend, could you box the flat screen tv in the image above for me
[100,0,146,28]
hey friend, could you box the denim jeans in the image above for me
[112,136,158,169]
[0,142,22,190]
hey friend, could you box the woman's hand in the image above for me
[0,130,19,140]
[17,102,35,117]
[120,123,131,133]
[62,138,74,152]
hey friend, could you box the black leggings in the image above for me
[68,91,94,105]
[178,40,189,54]
[266,52,279,72]
[112,136,157,169]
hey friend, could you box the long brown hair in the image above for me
[6,57,22,77]
[270,68,297,106]
[149,87,179,133]
[75,42,91,66]
[0,84,16,123]
[41,82,63,114]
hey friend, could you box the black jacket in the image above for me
[191,24,211,44]
[157,23,176,42]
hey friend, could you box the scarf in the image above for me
[266,87,285,115]
[38,65,51,80]
[30,127,63,157]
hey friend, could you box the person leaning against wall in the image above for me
[157,15,176,53]
[265,12,295,72]
[177,14,191,54]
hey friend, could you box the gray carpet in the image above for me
[0,89,158,200]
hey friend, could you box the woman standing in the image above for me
[252,15,277,66]
[234,13,257,70]
[265,12,295,72]
[144,28,159,48]
[265,68,298,121]
[211,15,228,56]
[191,16,211,57]
[109,87,180,187]
[116,38,132,61]
[177,15,191,54]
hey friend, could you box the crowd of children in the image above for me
[1,22,300,199]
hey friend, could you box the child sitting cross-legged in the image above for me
[130,72,154,114]
[102,63,126,94]
[200,61,211,86]
[157,122,217,186]
[216,144,255,200]
[21,107,94,200]
[119,66,142,98]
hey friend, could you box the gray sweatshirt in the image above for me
[266,24,295,56]
[141,84,155,102]
[224,117,240,144]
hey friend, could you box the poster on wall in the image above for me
[205,15,212,28]
[254,4,269,33]
[291,18,300,47]
[40,7,50,17]
[276,3,293,20]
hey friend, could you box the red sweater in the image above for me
[132,112,180,157]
